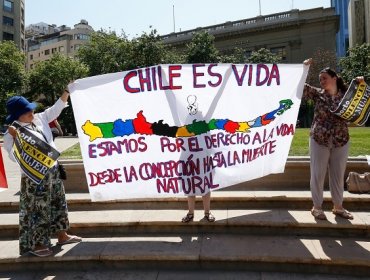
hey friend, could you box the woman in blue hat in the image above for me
[3,87,82,257]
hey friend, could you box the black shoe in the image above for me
[204,212,215,222]
[182,212,194,223]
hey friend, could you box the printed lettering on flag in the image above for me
[331,80,370,126]
[12,122,60,184]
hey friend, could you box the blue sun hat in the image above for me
[6,96,37,124]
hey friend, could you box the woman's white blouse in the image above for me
[3,98,68,163]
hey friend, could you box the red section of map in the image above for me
[132,111,154,135]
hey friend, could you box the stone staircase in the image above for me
[0,157,369,279]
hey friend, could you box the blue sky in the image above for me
[26,0,331,38]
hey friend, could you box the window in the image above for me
[3,16,13,26]
[245,50,252,58]
[30,54,33,60]
[3,31,13,41]
[52,47,57,54]
[74,33,90,40]
[44,49,50,55]
[3,0,13,12]
[270,46,287,61]
[59,46,65,52]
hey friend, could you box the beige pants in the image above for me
[309,136,349,208]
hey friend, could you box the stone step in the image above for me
[1,190,370,213]
[3,269,368,280]
[1,208,369,239]
[3,142,369,277]
[1,234,369,277]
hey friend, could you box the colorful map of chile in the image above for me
[82,99,293,142]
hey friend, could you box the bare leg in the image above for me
[182,196,196,223]
[187,196,196,214]
[202,192,215,222]
[202,192,211,213]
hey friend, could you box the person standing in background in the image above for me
[49,118,63,140]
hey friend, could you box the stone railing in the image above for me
[161,10,300,43]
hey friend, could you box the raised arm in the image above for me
[60,88,70,103]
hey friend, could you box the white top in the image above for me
[3,98,68,163]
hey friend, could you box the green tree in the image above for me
[28,53,88,104]
[77,30,134,76]
[131,29,181,67]
[0,41,27,125]
[306,48,337,87]
[78,29,181,74]
[220,47,247,64]
[299,48,337,128]
[246,48,281,64]
[27,53,88,135]
[339,43,370,83]
[185,31,220,63]
[339,43,370,126]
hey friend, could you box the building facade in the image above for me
[0,0,25,50]
[26,19,93,70]
[162,7,339,63]
[331,0,350,57]
[25,22,60,37]
[348,0,370,47]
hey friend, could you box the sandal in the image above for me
[182,213,194,223]
[57,235,82,245]
[332,209,354,220]
[29,248,53,257]
[204,212,215,222]
[311,208,327,220]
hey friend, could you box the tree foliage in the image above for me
[245,48,281,64]
[0,41,26,125]
[306,48,337,87]
[339,43,370,83]
[27,54,88,135]
[131,29,181,67]
[77,31,133,76]
[299,48,337,128]
[219,47,247,64]
[27,53,88,104]
[78,29,182,75]
[185,31,220,63]
[339,43,370,126]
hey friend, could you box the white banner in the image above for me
[70,64,308,201]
